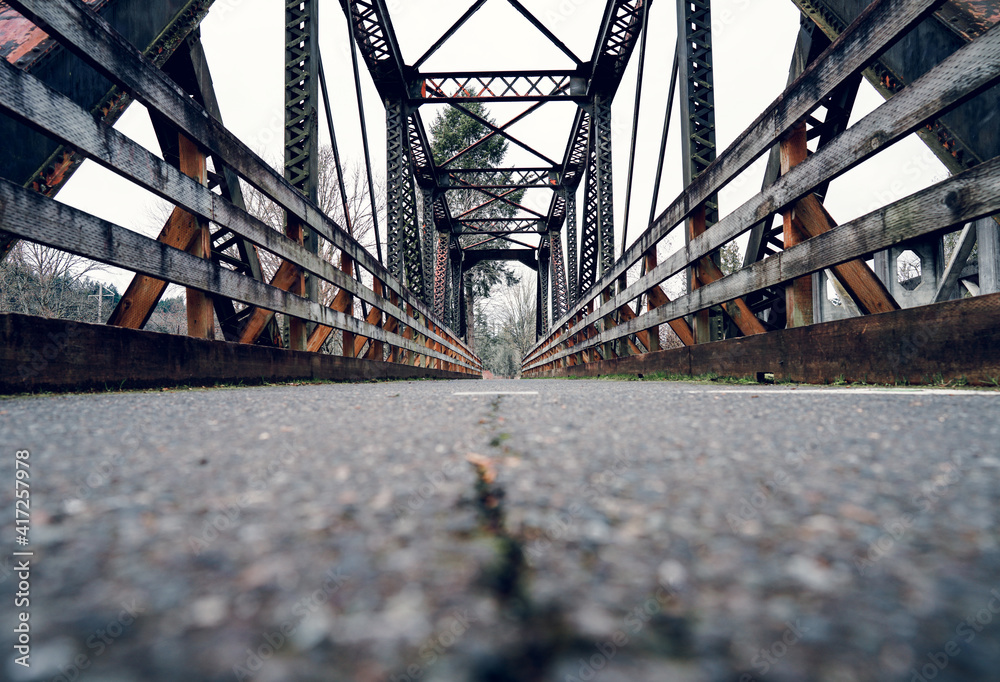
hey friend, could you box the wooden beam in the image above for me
[687,205,712,343]
[106,207,199,329]
[0,313,476,394]
[178,133,214,339]
[781,122,813,327]
[238,261,302,345]
[791,194,900,313]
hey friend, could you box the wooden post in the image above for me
[284,219,308,351]
[644,248,660,353]
[341,252,356,357]
[178,134,214,339]
[780,122,813,328]
[687,204,711,343]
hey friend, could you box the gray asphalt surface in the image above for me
[1,379,999,682]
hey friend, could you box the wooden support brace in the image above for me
[790,195,900,314]
[780,123,813,328]
[107,206,200,329]
[238,260,302,345]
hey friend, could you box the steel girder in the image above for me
[565,188,579,304]
[676,0,718,225]
[421,187,437,302]
[342,0,405,99]
[342,0,649,304]
[386,98,422,292]
[538,237,550,335]
[594,95,616,277]
[284,0,321,319]
[579,130,601,296]
[588,0,648,96]
[462,249,538,271]
[417,71,583,103]
[791,0,1000,175]
[549,229,569,321]
[448,246,463,330]
[433,231,450,320]
[445,168,556,190]
[284,0,319,202]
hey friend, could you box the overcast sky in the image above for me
[52,0,946,298]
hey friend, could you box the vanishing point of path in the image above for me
[2,379,999,681]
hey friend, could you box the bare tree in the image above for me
[0,241,104,319]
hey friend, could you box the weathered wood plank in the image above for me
[0,178,478,371]
[0,58,476,364]
[6,0,476,360]
[530,0,944,345]
[525,292,1000,387]
[0,313,475,394]
[781,122,813,327]
[178,133,214,339]
[525,154,1000,371]
[526,23,1000,365]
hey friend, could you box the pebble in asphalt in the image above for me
[1,379,999,681]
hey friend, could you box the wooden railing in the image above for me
[523,0,1000,381]
[0,0,480,381]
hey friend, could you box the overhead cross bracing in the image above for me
[341,0,650,335]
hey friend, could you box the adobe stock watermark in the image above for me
[66,429,141,503]
[45,600,145,682]
[389,609,476,682]
[523,454,634,566]
[393,460,464,519]
[909,587,1000,681]
[854,453,965,576]
[233,566,350,681]
[740,620,811,680]
[188,446,299,555]
[16,321,81,384]
[726,451,810,534]
[563,578,681,681]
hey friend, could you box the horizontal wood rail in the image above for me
[522,0,1000,378]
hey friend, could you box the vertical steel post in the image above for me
[565,187,579,305]
[594,94,615,278]
[539,238,550,335]
[433,231,450,321]
[285,0,320,350]
[421,188,437,305]
[676,0,720,342]
[386,99,408,284]
[579,131,601,296]
[549,228,568,321]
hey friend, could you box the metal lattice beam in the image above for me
[433,231,450,320]
[677,0,718,224]
[421,188,437,303]
[550,228,569,320]
[386,98,408,282]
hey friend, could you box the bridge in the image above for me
[1,0,999,680]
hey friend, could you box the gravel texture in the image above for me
[1,379,999,682]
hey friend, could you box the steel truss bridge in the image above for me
[0,0,999,390]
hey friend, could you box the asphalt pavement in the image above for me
[1,379,999,682]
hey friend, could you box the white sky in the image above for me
[52,0,947,298]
